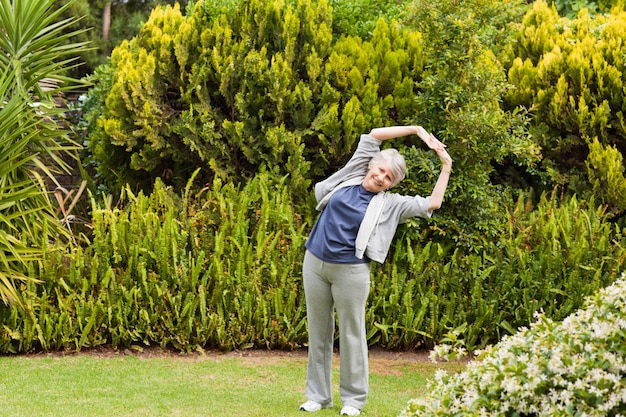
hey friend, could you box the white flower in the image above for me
[400,276,626,417]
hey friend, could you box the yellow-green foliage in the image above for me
[586,137,626,215]
[504,0,626,197]
[84,0,547,249]
[87,0,423,193]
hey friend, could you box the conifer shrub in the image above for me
[503,0,626,210]
[85,0,422,195]
[84,0,543,250]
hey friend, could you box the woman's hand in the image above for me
[435,147,453,169]
[416,126,447,153]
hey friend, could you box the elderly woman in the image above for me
[299,126,452,416]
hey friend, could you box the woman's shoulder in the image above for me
[358,134,383,148]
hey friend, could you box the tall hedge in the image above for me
[1,175,622,353]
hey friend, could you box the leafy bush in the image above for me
[400,273,626,416]
[329,0,405,39]
[548,0,625,18]
[397,0,540,249]
[84,0,546,250]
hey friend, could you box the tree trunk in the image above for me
[102,1,111,41]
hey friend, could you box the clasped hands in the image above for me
[415,126,452,168]
[415,126,445,151]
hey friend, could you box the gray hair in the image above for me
[369,148,406,187]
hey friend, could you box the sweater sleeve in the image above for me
[314,134,382,204]
[387,193,433,224]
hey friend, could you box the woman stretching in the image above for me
[300,126,452,416]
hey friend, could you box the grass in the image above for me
[0,348,465,417]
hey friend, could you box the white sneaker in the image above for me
[340,405,361,416]
[300,400,331,412]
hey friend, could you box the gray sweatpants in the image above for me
[302,250,371,410]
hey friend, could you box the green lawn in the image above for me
[0,348,464,417]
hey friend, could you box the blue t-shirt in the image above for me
[305,185,375,264]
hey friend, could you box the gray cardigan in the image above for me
[313,134,432,264]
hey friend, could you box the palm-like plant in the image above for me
[0,0,89,305]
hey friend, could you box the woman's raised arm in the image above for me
[369,126,446,152]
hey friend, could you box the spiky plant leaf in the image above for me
[0,0,90,305]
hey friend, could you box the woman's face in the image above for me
[363,163,395,193]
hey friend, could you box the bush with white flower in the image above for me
[400,274,626,416]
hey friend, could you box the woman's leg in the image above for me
[331,262,371,410]
[302,251,335,407]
